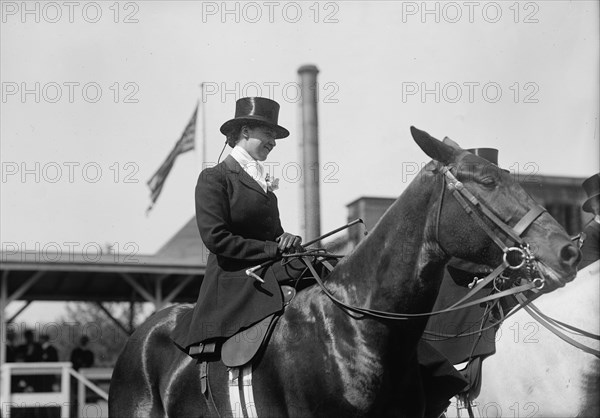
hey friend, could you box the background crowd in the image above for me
[6,328,94,393]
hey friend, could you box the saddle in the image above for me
[188,285,296,366]
[221,284,297,367]
[187,284,297,400]
[186,255,337,418]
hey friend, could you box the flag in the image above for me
[146,103,198,213]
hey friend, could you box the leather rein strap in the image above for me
[296,163,548,321]
[439,165,547,261]
[302,257,539,321]
[438,165,600,355]
[514,293,600,358]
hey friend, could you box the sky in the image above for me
[1,0,599,323]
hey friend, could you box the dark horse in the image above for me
[109,128,580,417]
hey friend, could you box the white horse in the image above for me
[469,261,599,418]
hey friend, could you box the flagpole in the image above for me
[196,82,206,173]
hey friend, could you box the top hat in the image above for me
[466,148,499,165]
[220,97,289,143]
[582,173,600,213]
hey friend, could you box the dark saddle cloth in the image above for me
[185,277,300,367]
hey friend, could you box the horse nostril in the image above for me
[560,244,581,267]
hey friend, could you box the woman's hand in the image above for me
[276,233,303,254]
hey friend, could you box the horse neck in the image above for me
[325,168,448,316]
[274,170,451,411]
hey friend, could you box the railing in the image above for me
[0,362,110,418]
[75,367,112,417]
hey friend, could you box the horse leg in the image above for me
[161,355,211,417]
[109,331,165,417]
[109,306,191,417]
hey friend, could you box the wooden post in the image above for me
[1,271,8,367]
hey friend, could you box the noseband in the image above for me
[298,162,549,321]
[437,164,547,293]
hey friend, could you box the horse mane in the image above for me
[289,159,448,319]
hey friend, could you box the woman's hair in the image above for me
[225,121,265,147]
[225,128,241,148]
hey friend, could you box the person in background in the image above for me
[578,173,600,270]
[70,335,94,371]
[6,327,17,362]
[17,329,42,362]
[14,329,43,393]
[39,333,59,392]
[40,334,59,362]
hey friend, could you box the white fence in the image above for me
[0,362,110,418]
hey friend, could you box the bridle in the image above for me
[295,160,600,357]
[438,164,599,358]
[298,161,549,321]
[435,163,547,298]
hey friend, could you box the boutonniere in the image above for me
[265,173,279,192]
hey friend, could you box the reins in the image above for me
[514,293,600,358]
[438,165,547,274]
[249,160,598,356]
[300,255,541,321]
[422,284,537,340]
[288,162,548,321]
[439,165,600,357]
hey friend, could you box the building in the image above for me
[333,175,590,252]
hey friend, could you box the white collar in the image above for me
[230,146,255,168]
[230,145,267,192]
[594,215,600,224]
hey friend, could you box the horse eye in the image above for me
[480,177,496,187]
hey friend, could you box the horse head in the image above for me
[411,126,579,292]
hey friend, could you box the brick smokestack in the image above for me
[297,64,321,242]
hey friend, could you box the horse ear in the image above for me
[442,136,462,149]
[410,126,457,165]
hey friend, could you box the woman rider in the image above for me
[172,97,305,353]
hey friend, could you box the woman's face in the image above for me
[240,125,277,161]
